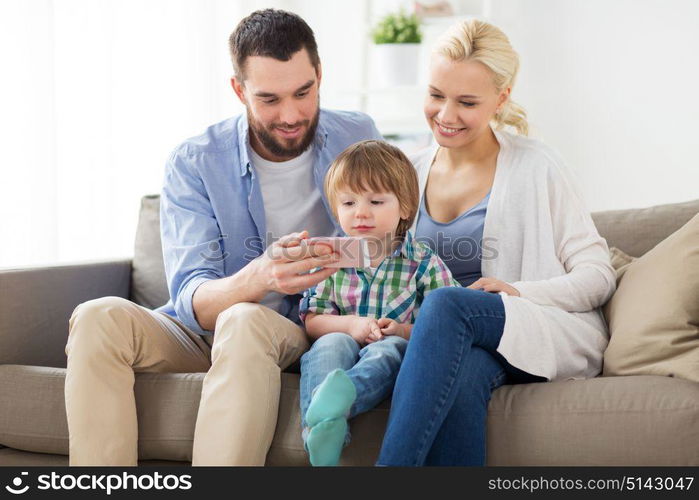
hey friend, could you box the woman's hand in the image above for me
[468,277,520,296]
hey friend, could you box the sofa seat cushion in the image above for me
[0,448,187,467]
[1,365,697,465]
[488,375,699,465]
[0,365,387,465]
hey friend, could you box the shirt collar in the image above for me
[392,230,416,260]
[313,113,329,150]
[237,111,328,177]
[237,114,252,176]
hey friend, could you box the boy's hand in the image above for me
[377,318,411,340]
[349,316,383,345]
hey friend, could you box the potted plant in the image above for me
[371,10,423,87]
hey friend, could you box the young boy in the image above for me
[298,140,460,466]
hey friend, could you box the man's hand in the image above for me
[248,230,341,299]
[468,277,520,296]
[192,230,340,331]
[377,318,411,340]
[349,316,383,345]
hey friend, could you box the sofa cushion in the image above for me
[608,247,636,276]
[130,195,169,309]
[1,365,697,465]
[0,260,131,369]
[591,198,699,257]
[0,365,386,465]
[486,374,699,465]
[603,214,699,382]
[0,448,187,466]
[131,195,699,308]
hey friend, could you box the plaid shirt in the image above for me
[299,231,460,324]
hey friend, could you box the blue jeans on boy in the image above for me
[377,287,546,466]
[300,332,408,437]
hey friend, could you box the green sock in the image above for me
[305,369,357,427]
[306,417,348,466]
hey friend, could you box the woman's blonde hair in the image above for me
[325,140,419,241]
[434,19,528,136]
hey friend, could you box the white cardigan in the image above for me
[410,129,616,381]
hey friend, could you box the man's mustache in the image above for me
[273,121,308,131]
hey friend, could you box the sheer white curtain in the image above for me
[0,0,372,267]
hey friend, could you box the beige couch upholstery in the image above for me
[1,196,698,466]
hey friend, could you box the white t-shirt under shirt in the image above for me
[249,146,337,312]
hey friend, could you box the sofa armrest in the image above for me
[0,259,132,368]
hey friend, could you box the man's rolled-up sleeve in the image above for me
[160,148,224,335]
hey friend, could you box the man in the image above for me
[64,8,382,466]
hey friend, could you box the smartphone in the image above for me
[305,236,370,268]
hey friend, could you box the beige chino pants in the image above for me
[64,296,308,466]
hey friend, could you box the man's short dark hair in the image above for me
[229,9,320,81]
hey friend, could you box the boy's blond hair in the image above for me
[324,140,419,240]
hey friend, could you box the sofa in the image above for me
[1,195,698,466]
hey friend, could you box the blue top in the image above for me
[156,109,383,335]
[415,191,490,288]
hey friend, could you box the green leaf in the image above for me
[371,9,422,44]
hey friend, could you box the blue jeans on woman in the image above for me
[300,332,408,436]
[377,287,546,466]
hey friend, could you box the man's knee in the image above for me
[67,296,138,354]
[70,296,138,330]
[214,302,270,335]
[212,302,307,367]
[213,302,300,349]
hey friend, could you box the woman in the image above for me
[376,19,616,466]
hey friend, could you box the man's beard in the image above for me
[247,104,320,160]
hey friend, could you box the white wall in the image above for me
[0,0,246,267]
[487,0,699,211]
[2,0,698,267]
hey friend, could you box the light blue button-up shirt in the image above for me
[156,109,383,335]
